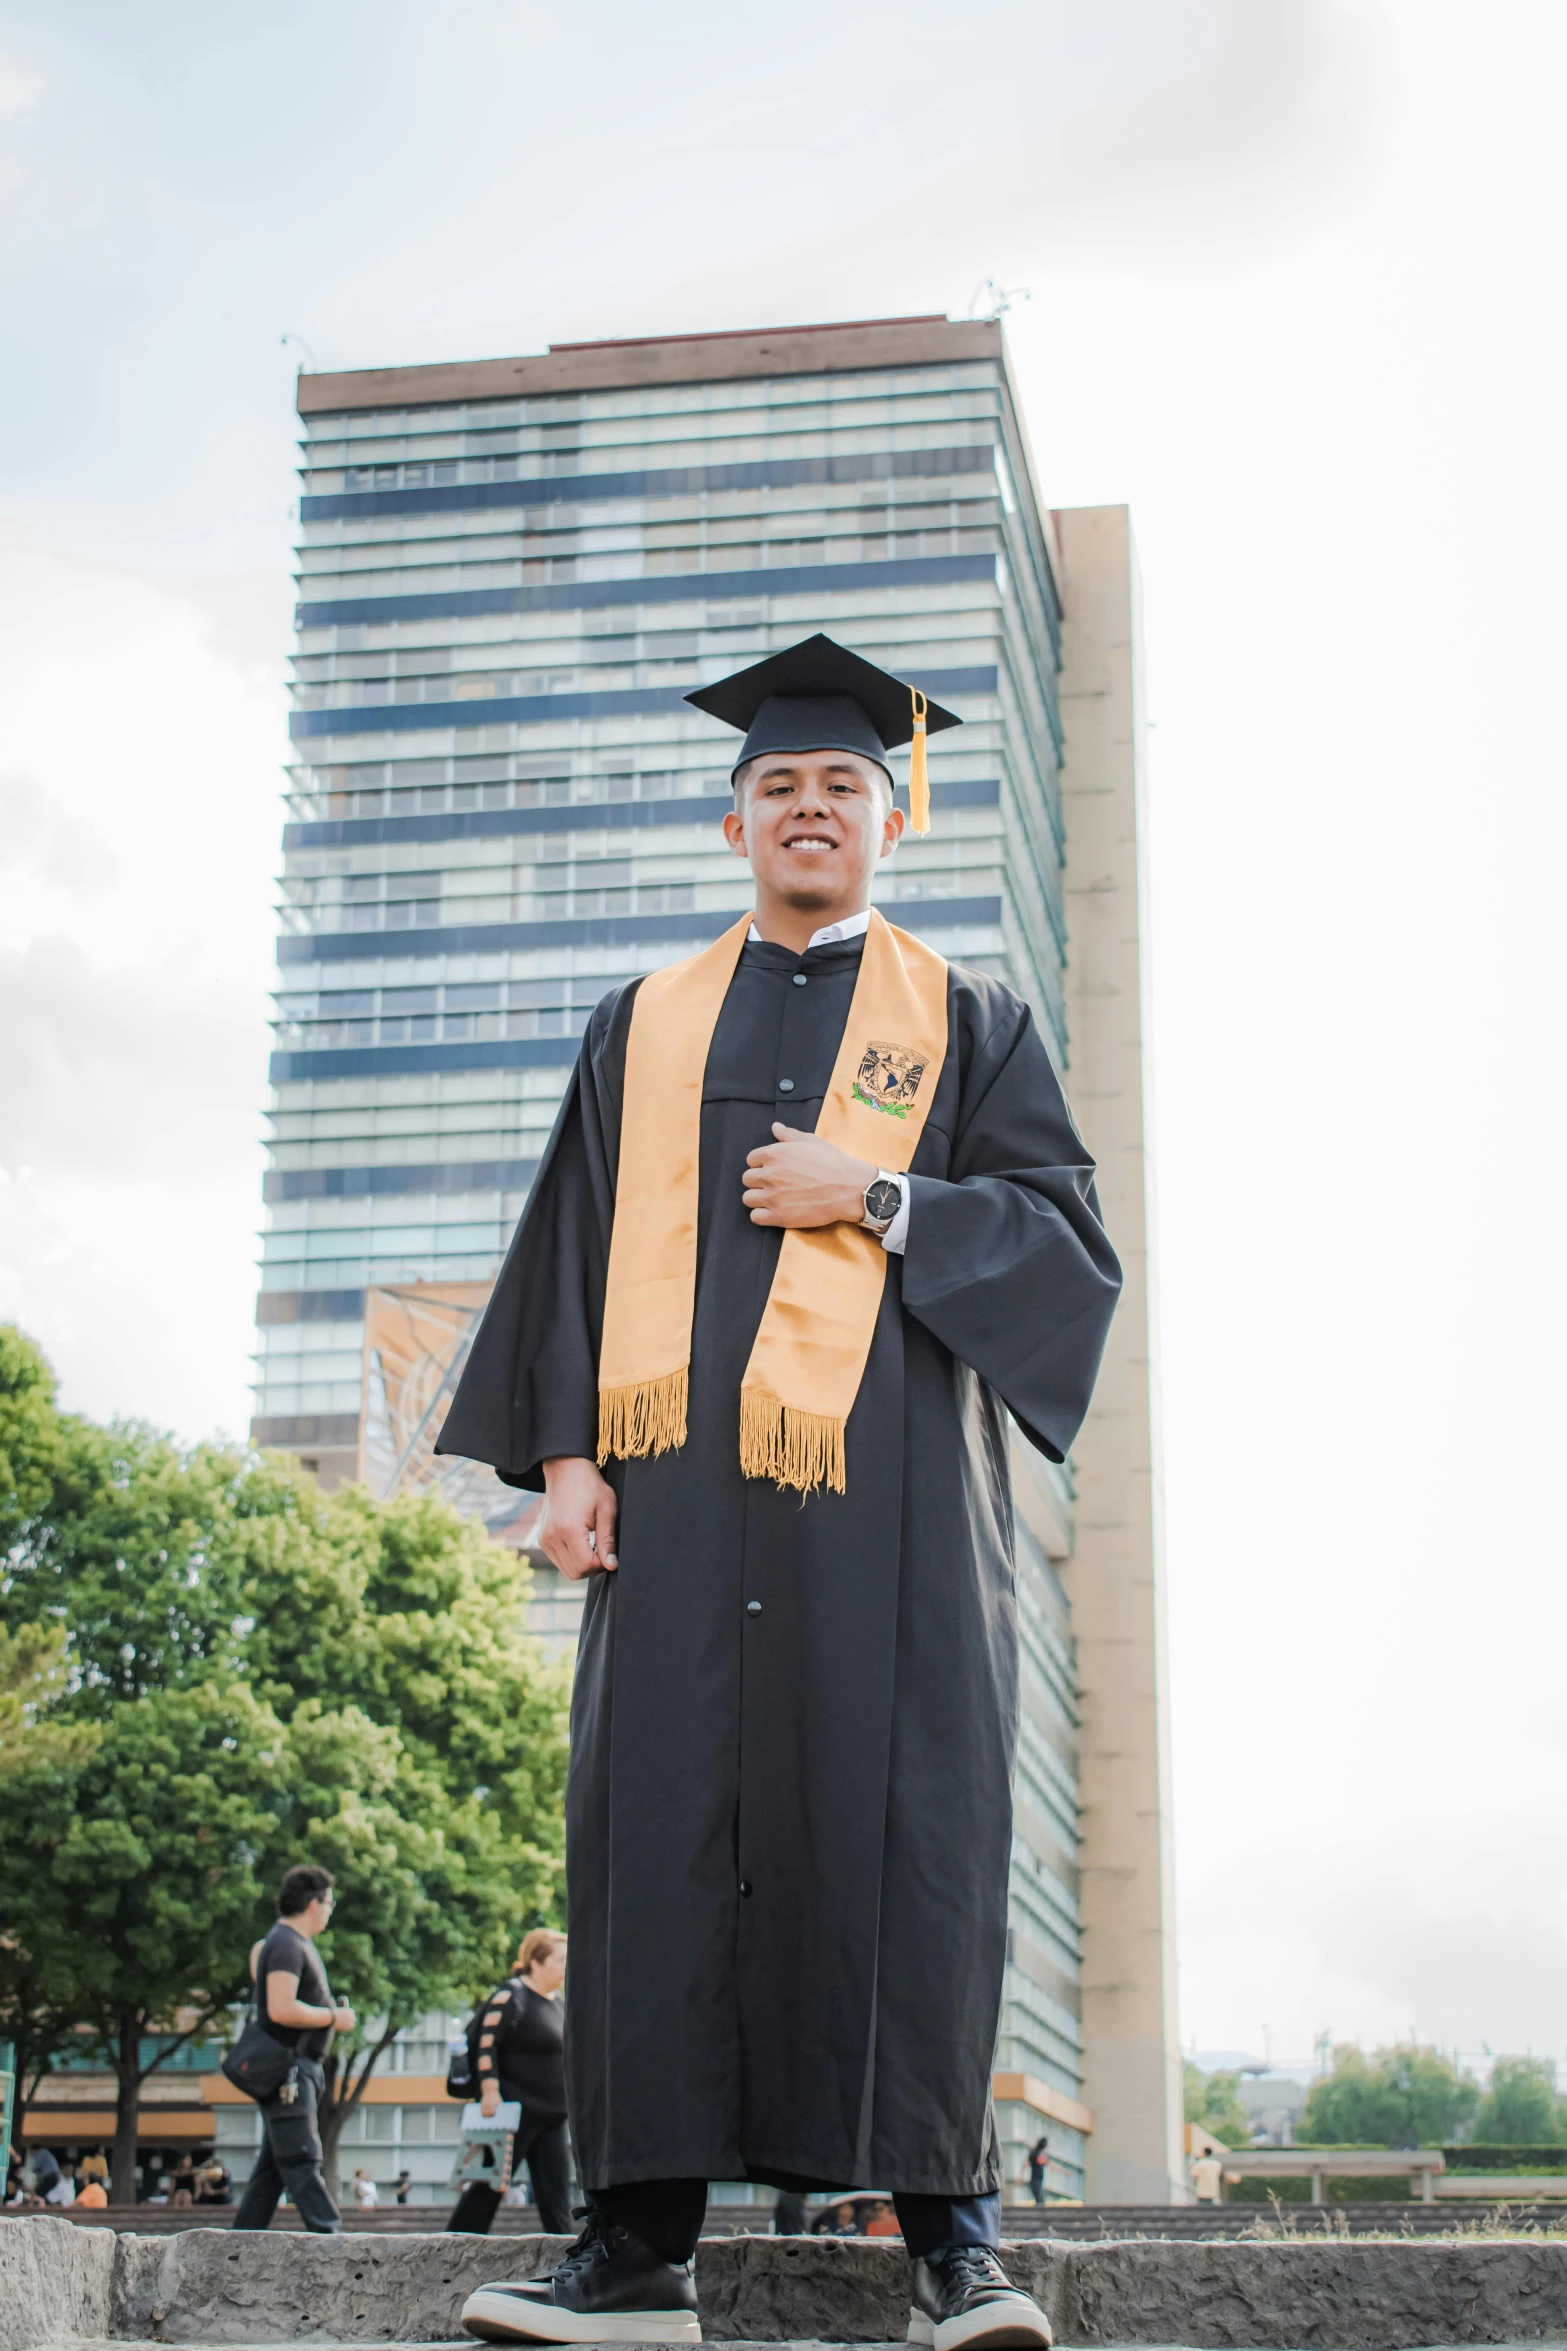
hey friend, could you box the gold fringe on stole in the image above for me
[907,687,930,835]
[739,1388,847,1498]
[597,1367,688,1465]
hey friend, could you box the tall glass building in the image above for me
[252,316,1168,2204]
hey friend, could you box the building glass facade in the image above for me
[253,319,1089,2198]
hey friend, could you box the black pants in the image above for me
[448,2114,573,2235]
[591,2178,1001,2264]
[232,2061,340,2234]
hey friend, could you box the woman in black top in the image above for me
[448,1930,570,2234]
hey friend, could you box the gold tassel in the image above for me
[597,1368,688,1463]
[908,687,930,836]
[739,1389,847,1497]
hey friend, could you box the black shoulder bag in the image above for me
[221,1991,296,2103]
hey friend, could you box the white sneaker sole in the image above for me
[461,2289,701,2345]
[907,2296,1052,2351]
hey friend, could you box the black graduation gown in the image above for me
[437,935,1121,2195]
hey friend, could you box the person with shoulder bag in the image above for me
[447,1931,570,2234]
[230,1864,355,2234]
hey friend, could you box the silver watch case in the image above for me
[861,1171,902,1233]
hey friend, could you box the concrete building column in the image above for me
[1054,504,1185,2203]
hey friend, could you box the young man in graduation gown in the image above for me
[441,636,1122,2351]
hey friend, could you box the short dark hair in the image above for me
[277,1863,335,1917]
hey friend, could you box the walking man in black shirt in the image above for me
[232,1864,355,2235]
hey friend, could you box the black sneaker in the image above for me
[461,2209,701,2344]
[907,2243,1051,2351]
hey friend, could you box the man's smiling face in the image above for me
[722,747,904,919]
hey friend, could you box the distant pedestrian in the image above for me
[1026,2134,1049,2205]
[446,1931,571,2236]
[196,2162,232,2206]
[1191,2152,1224,2204]
[77,2177,109,2209]
[354,2168,379,2208]
[812,2198,860,2236]
[32,2151,74,2206]
[394,2169,413,2205]
[80,2152,109,2188]
[231,1863,355,2236]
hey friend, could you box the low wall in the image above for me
[4,2217,1567,2350]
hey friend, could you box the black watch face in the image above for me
[864,1178,901,1224]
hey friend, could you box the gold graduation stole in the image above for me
[597,908,949,1496]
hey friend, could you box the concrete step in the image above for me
[7,2215,1567,2350]
[41,2200,1567,2241]
[48,2344,1567,2351]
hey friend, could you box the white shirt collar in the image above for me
[746,907,873,950]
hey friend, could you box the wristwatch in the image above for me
[860,1170,903,1234]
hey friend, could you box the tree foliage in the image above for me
[1183,2061,1251,2148]
[0,1324,68,1556]
[1474,2056,1567,2146]
[1298,2043,1479,2148]
[0,1323,570,2200]
[1,1675,293,2195]
[0,1619,100,2107]
[230,1481,569,2185]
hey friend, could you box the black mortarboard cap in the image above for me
[684,632,961,832]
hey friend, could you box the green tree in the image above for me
[231,1480,569,2187]
[237,1480,569,1858]
[1183,2061,1251,2147]
[1299,2043,1478,2148]
[0,1325,67,1556]
[0,1674,291,2197]
[0,1620,101,2105]
[0,1324,570,2200]
[1474,2056,1566,2145]
[0,1411,252,1700]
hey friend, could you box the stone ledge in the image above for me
[4,2219,1567,2350]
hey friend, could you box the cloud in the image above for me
[0,933,265,1185]
[1180,1804,1567,2060]
[0,52,43,116]
[1308,1877,1567,2055]
[1015,0,1394,263]
[844,0,1397,285]
[0,769,118,893]
[574,0,1397,314]
[0,536,278,1428]
[0,1165,259,1441]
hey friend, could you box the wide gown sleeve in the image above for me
[435,991,629,1490]
[900,997,1123,1463]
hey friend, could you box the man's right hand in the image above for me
[539,1456,619,1580]
[479,2078,501,2119]
[332,2005,355,2033]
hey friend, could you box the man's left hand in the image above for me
[743,1124,875,1228]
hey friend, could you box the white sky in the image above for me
[0,0,1562,2070]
